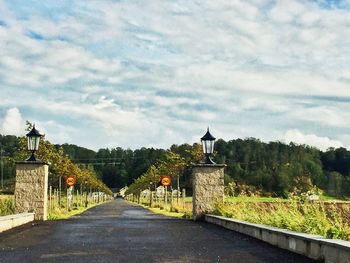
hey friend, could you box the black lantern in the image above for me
[26,125,42,162]
[201,128,216,164]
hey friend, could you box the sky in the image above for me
[0,0,349,151]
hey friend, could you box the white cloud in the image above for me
[1,107,23,135]
[289,105,350,128]
[0,1,350,149]
[283,129,343,151]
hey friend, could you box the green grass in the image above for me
[214,200,350,241]
[0,194,13,200]
[0,193,111,219]
[225,196,286,202]
[145,206,186,218]
[126,197,192,219]
[126,194,350,241]
[165,195,347,206]
[184,196,192,202]
[48,195,112,220]
[48,202,107,220]
[318,194,349,202]
[187,195,347,203]
[0,195,15,216]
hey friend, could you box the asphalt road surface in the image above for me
[0,199,316,263]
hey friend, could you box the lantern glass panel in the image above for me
[202,140,215,154]
[27,136,40,151]
[208,140,214,154]
[27,136,34,151]
[34,136,40,150]
[202,140,206,153]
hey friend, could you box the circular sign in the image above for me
[65,176,76,187]
[160,175,172,187]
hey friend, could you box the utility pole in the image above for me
[0,144,3,191]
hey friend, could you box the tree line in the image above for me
[1,133,350,197]
[126,139,350,198]
[0,129,112,195]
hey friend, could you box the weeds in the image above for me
[0,196,15,216]
[214,199,350,241]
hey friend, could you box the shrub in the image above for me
[0,196,15,216]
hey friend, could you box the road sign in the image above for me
[160,175,172,187]
[65,175,76,187]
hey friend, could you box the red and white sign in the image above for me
[65,175,76,187]
[160,175,172,187]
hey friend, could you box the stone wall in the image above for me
[206,214,350,263]
[15,162,49,220]
[192,164,225,220]
[0,213,35,233]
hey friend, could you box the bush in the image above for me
[0,196,15,216]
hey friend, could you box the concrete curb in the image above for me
[0,213,35,233]
[205,214,350,263]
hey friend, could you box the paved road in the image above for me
[0,199,315,263]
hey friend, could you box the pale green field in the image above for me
[0,194,13,200]
[184,195,347,203]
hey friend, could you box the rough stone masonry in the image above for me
[192,164,225,220]
[15,162,49,220]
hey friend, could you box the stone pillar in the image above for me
[192,164,225,221]
[15,161,49,220]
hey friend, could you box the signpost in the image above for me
[160,175,171,187]
[65,176,76,211]
[160,176,172,209]
[65,175,76,187]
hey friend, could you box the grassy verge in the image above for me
[125,195,350,241]
[143,205,185,219]
[214,200,350,241]
[126,198,192,219]
[225,196,286,202]
[0,193,111,219]
[48,201,108,220]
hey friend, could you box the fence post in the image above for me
[182,188,186,211]
[77,189,79,208]
[165,186,168,210]
[171,190,174,211]
[49,185,52,213]
[72,186,74,208]
[59,176,62,208]
[66,187,69,212]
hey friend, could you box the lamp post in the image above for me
[26,125,43,162]
[200,128,216,165]
[192,128,225,220]
[15,125,49,220]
